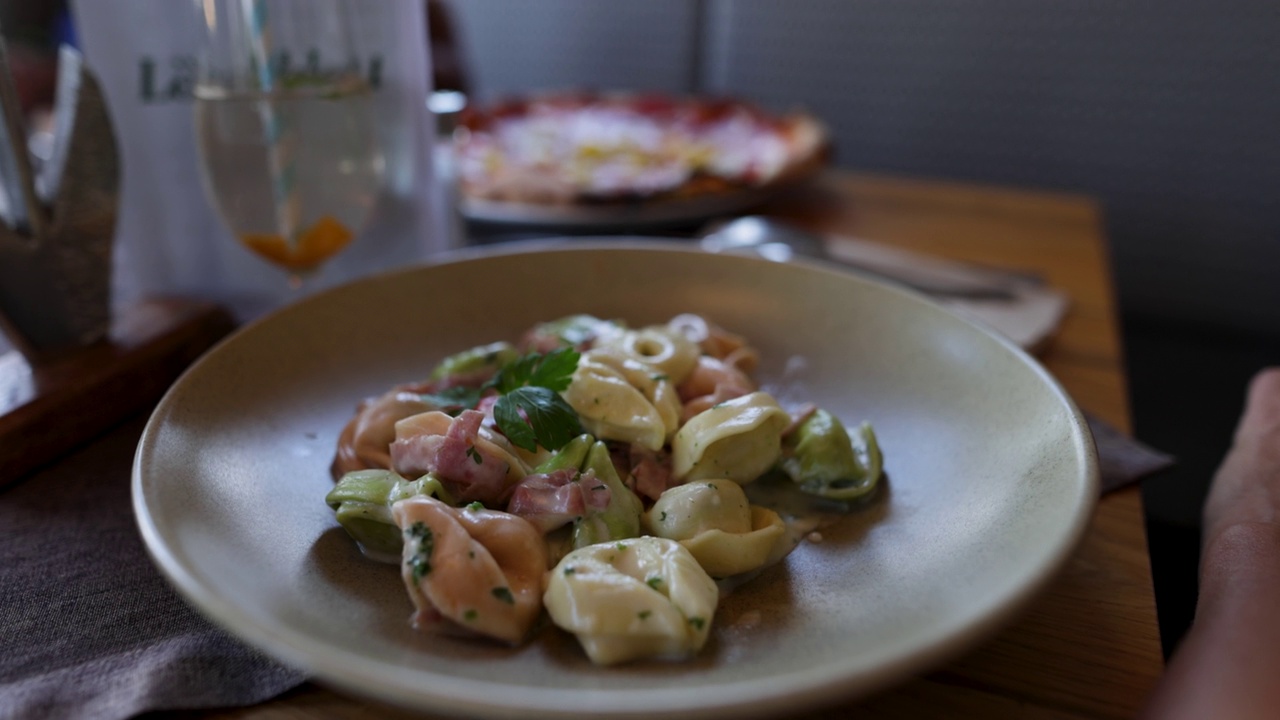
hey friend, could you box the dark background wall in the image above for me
[454,0,1280,336]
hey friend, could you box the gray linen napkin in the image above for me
[0,417,305,720]
[0,411,1170,720]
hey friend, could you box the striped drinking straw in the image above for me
[241,0,302,259]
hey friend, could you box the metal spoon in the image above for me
[698,216,1022,301]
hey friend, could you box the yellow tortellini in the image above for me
[595,324,700,386]
[671,392,790,483]
[543,537,718,665]
[647,479,786,578]
[562,348,681,451]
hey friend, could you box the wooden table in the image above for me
[200,170,1163,719]
[0,172,1160,720]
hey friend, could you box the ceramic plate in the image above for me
[458,172,816,230]
[134,241,1097,719]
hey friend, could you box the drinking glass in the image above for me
[193,0,385,289]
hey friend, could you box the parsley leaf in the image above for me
[488,348,583,452]
[495,387,582,452]
[490,347,579,393]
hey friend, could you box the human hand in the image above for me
[1201,368,1280,556]
[1142,368,1280,720]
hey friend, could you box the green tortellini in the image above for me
[647,479,786,578]
[324,469,455,559]
[573,441,644,549]
[533,433,594,473]
[526,314,625,348]
[544,536,718,665]
[562,348,680,451]
[781,409,883,501]
[671,391,790,483]
[428,341,518,381]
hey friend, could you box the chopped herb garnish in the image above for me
[564,567,577,576]
[688,616,706,630]
[491,586,515,604]
[646,576,662,589]
[467,501,484,511]
[464,609,478,622]
[616,542,628,551]
[651,373,669,382]
[659,511,668,522]
[405,522,435,581]
[638,610,652,620]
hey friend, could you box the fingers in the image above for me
[1203,368,1280,549]
[1235,368,1280,447]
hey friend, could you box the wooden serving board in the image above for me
[0,298,235,484]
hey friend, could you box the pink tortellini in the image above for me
[392,496,548,644]
[332,390,436,479]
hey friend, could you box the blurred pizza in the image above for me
[452,92,828,218]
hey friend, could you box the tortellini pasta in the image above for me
[562,348,681,451]
[429,341,518,381]
[544,536,718,665]
[667,314,758,371]
[328,313,889,666]
[572,440,643,548]
[672,392,790,483]
[595,325,700,386]
[521,314,625,351]
[646,479,786,578]
[332,390,438,478]
[781,409,884,501]
[325,469,455,559]
[391,410,532,504]
[392,496,548,645]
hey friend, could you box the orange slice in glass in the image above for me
[241,215,354,272]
